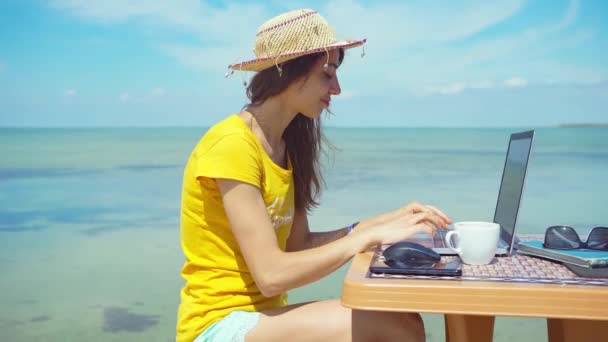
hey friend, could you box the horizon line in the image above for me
[1,123,607,129]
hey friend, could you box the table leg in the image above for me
[445,314,495,342]
[547,318,608,342]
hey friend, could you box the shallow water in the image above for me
[1,126,606,341]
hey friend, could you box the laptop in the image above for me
[431,130,535,256]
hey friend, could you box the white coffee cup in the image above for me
[444,221,500,265]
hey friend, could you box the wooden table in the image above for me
[341,251,608,342]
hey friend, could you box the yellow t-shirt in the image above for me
[176,114,295,342]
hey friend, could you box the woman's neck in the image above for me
[243,96,297,149]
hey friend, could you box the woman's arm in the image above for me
[286,202,451,252]
[217,178,445,298]
[285,210,353,252]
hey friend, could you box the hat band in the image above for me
[230,39,365,70]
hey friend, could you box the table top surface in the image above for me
[341,251,608,320]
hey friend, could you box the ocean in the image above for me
[1,126,607,341]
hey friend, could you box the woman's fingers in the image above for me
[404,202,424,213]
[425,205,452,225]
[383,222,433,244]
[404,211,427,224]
[408,222,435,237]
[404,202,451,228]
[405,211,446,229]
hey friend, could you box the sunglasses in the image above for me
[543,226,608,251]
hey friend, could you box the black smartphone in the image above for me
[369,254,463,276]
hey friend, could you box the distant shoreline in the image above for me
[557,123,608,128]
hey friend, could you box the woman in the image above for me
[176,9,451,342]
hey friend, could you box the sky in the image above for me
[0,0,606,127]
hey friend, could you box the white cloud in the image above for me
[522,60,606,85]
[51,0,524,73]
[504,77,528,88]
[551,0,580,32]
[50,0,207,27]
[427,83,467,95]
[163,44,238,73]
[50,0,265,41]
[426,80,495,95]
[151,87,165,96]
[64,89,77,97]
[323,0,596,94]
[51,0,605,96]
[51,0,268,72]
[119,92,130,102]
[430,3,583,75]
[470,81,496,90]
[426,75,608,96]
[324,0,525,48]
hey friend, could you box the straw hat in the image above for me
[228,9,366,72]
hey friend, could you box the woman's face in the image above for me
[289,50,342,119]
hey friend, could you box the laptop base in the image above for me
[432,246,508,256]
[432,229,511,256]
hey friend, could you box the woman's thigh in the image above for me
[245,299,424,342]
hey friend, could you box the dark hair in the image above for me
[246,49,345,211]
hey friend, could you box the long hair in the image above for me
[246,49,344,211]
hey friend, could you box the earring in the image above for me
[276,64,283,77]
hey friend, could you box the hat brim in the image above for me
[228,38,366,72]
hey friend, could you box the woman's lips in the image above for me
[321,99,330,107]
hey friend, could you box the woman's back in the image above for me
[176,115,295,342]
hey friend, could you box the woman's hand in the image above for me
[354,202,452,246]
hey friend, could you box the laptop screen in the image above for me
[493,130,534,253]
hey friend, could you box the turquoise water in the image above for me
[1,126,607,341]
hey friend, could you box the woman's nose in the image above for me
[330,75,341,95]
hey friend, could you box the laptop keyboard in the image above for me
[434,229,448,247]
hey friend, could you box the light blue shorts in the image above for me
[194,310,261,342]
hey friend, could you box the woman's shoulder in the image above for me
[206,114,248,135]
[197,114,259,151]
[200,114,245,139]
